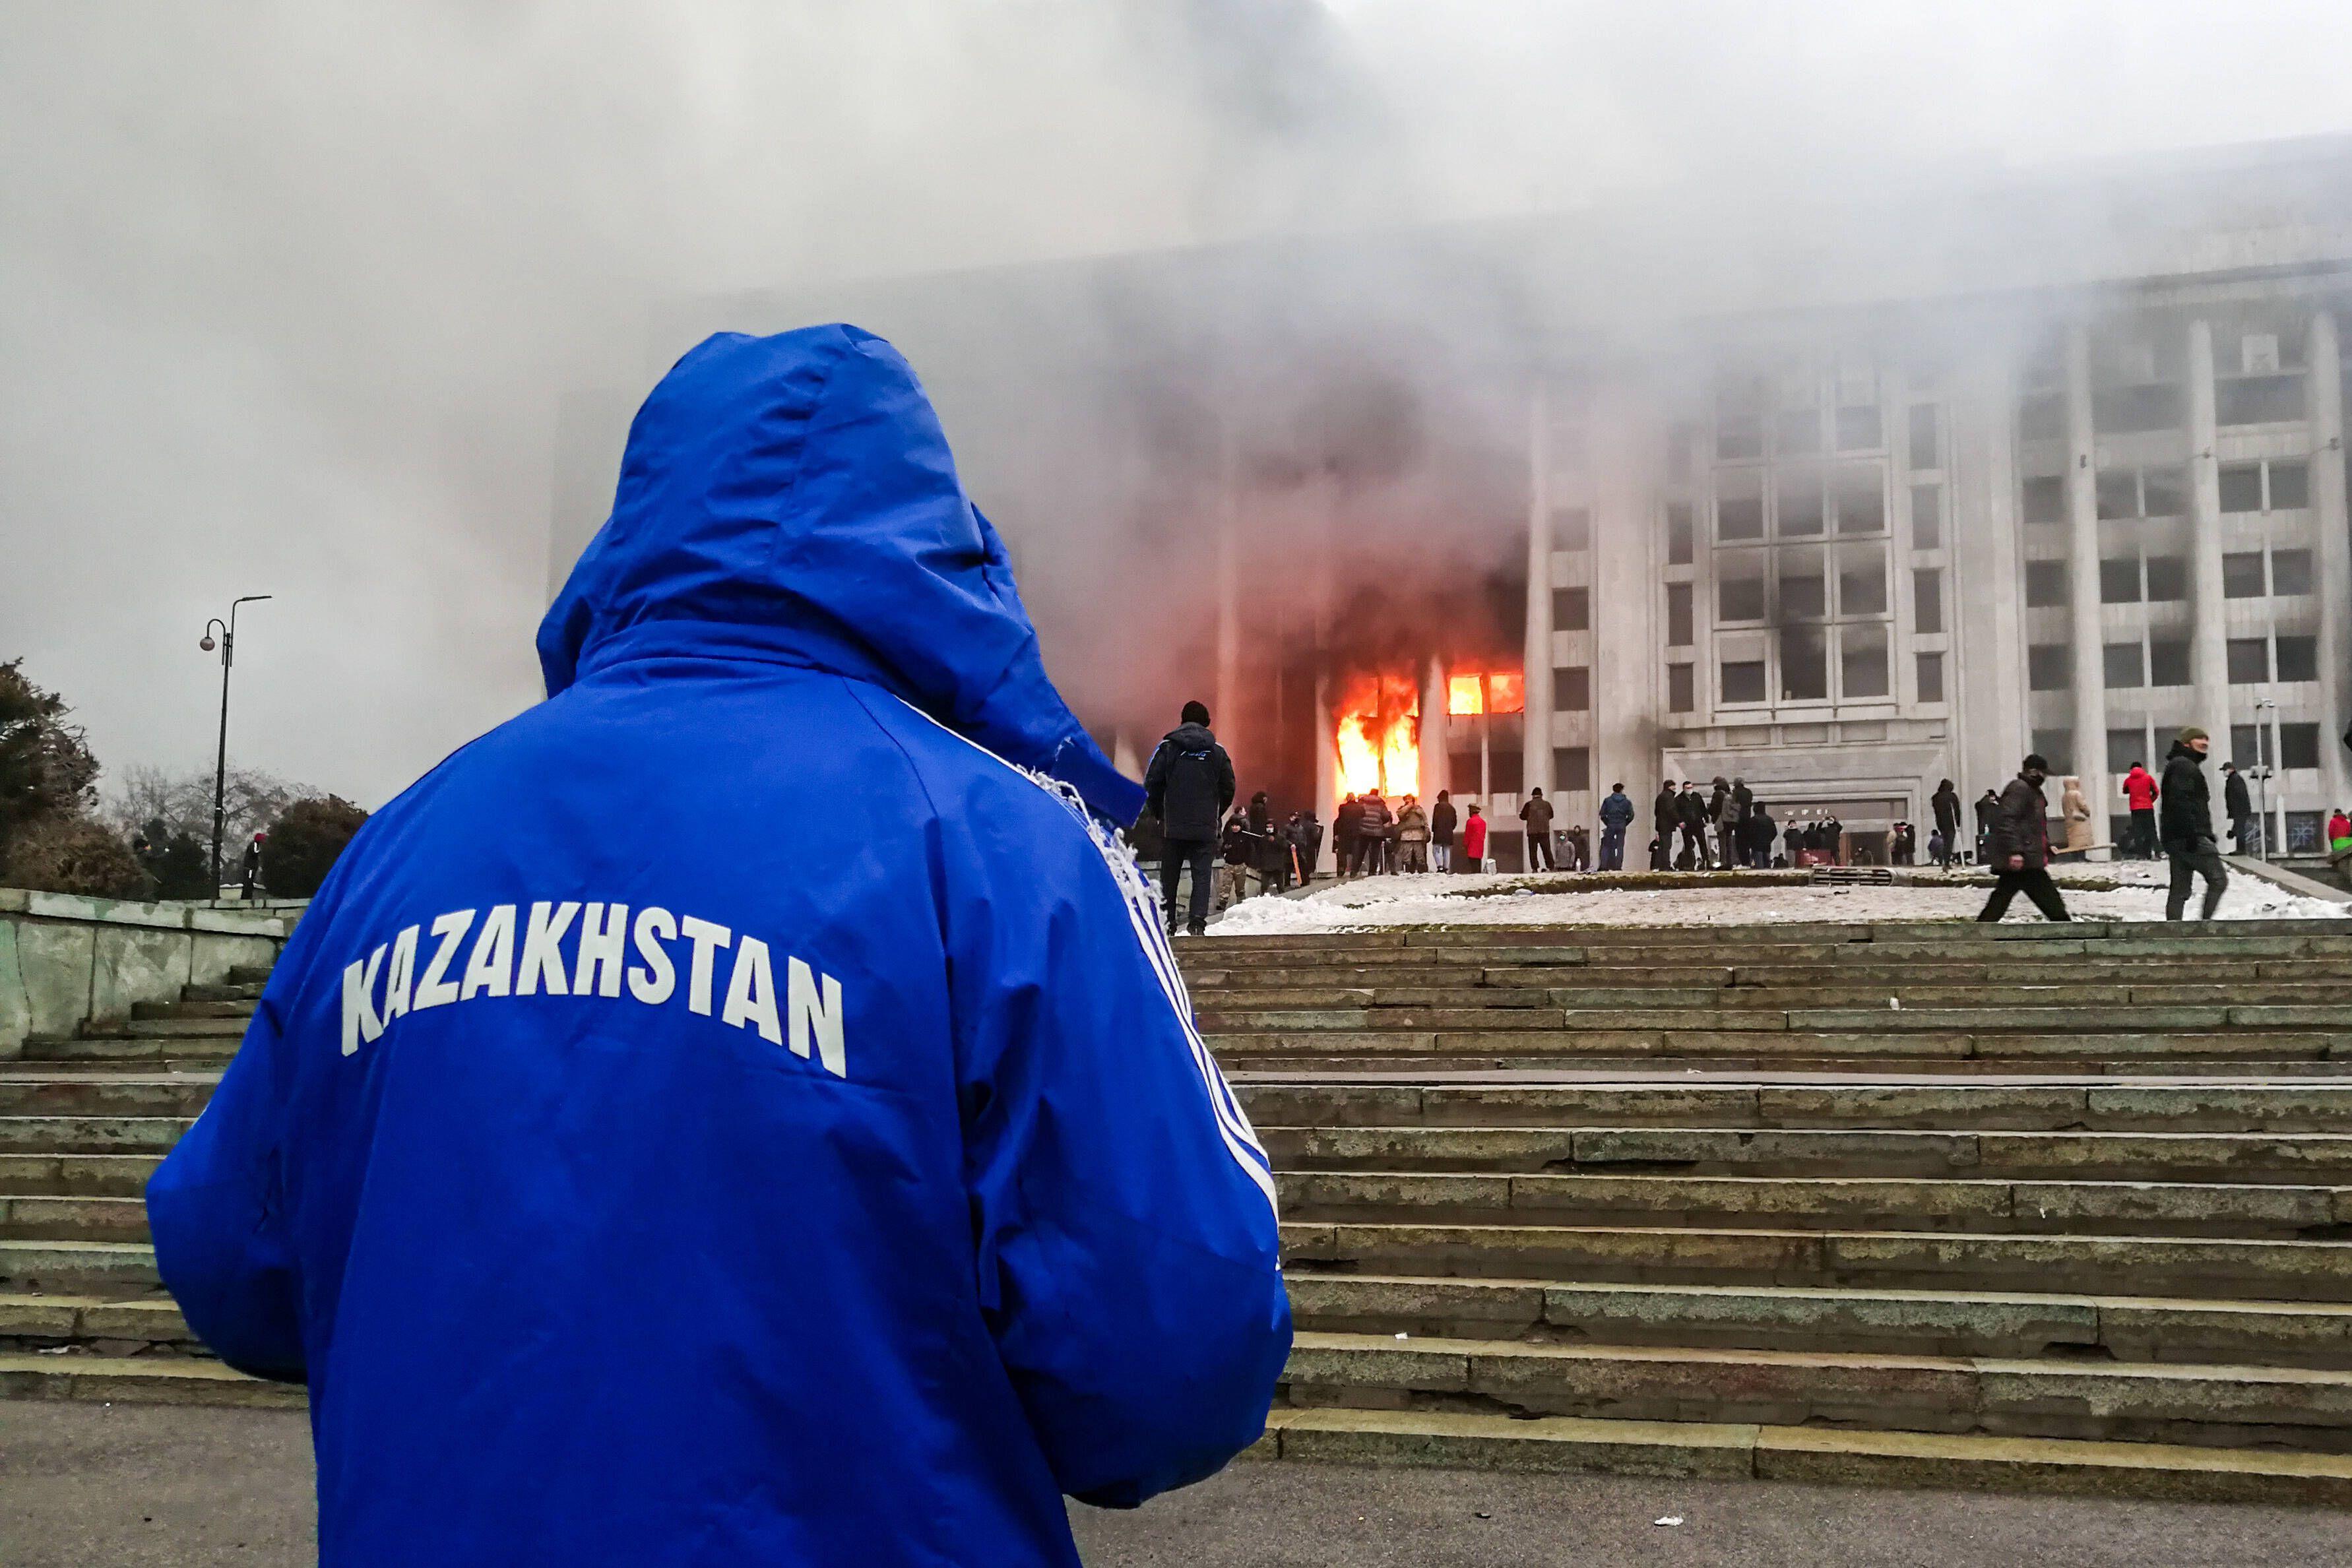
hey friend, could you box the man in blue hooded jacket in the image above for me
[144,326,1291,1567]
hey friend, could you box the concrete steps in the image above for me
[14,921,2352,1503]
[0,1290,191,1349]
[1257,1406,2352,1504]
[1285,1274,2352,1365]
[1276,1171,2352,1237]
[0,1351,302,1408]
[1263,1125,2352,1179]
[1283,1221,2352,1301]
[1281,1330,2352,1450]
[1237,1079,2352,1130]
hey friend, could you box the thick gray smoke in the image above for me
[6,2,2352,806]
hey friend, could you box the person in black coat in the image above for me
[1973,789,2000,863]
[1333,794,1364,881]
[1676,782,1709,867]
[1288,810,1324,885]
[1143,700,1235,935]
[2160,728,2229,920]
[1977,755,2071,922]
[1931,779,1961,852]
[2223,762,2256,854]
[1429,792,1458,873]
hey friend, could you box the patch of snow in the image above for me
[1206,867,2346,934]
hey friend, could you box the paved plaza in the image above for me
[6,1402,2351,1567]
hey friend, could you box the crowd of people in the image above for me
[1132,701,2345,938]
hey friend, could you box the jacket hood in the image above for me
[538,326,1143,825]
[2166,740,2204,765]
[1162,722,1217,748]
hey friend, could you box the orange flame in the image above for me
[1335,673,1420,799]
[1447,671,1525,717]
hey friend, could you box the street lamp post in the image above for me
[199,596,272,894]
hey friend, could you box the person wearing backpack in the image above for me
[1145,701,1236,935]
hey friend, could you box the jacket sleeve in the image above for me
[950,794,1290,1509]
[143,982,305,1383]
[1142,741,1169,819]
[1215,745,1236,814]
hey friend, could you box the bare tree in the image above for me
[106,763,311,858]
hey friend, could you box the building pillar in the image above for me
[1313,673,1336,877]
[1951,337,2027,793]
[1312,470,1338,877]
[1214,471,1241,761]
[2310,310,2351,813]
[1523,381,1555,798]
[2187,319,2235,750]
[1420,656,1449,805]
[2062,327,2111,855]
[1589,388,1661,833]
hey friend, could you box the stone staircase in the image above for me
[12,922,2352,1503]
[1195,920,2352,1503]
[0,963,290,1408]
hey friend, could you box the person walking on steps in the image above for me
[2161,727,2229,921]
[2120,761,2160,861]
[1429,790,1457,873]
[1978,754,2072,922]
[1145,700,1236,935]
[1520,787,1557,871]
[1598,782,1635,870]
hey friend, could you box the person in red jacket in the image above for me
[1461,803,1489,871]
[2120,761,2160,860]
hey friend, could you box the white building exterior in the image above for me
[1517,284,2352,863]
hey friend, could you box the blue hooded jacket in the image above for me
[145,325,1290,1567]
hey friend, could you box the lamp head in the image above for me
[199,634,216,653]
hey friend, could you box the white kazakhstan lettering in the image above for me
[338,901,848,1078]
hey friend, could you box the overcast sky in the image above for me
[7,1,2352,809]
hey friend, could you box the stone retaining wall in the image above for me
[0,890,294,1056]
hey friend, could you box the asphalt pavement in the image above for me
[6,1402,2349,1567]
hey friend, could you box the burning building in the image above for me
[557,135,2352,871]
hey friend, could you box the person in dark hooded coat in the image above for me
[1145,701,1236,935]
[2160,727,2229,920]
[1932,779,1961,857]
[1978,753,2071,922]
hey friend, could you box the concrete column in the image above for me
[1213,461,1241,761]
[1951,340,2027,793]
[2062,327,2111,854]
[1523,381,1555,796]
[1312,674,1335,877]
[1419,656,1449,804]
[1312,471,1337,877]
[2187,319,2235,748]
[2311,310,2351,811]
[1589,389,1661,831]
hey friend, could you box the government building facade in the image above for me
[556,137,2352,870]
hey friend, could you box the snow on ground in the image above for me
[1207,862,2347,934]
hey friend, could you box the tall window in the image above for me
[1666,584,1693,646]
